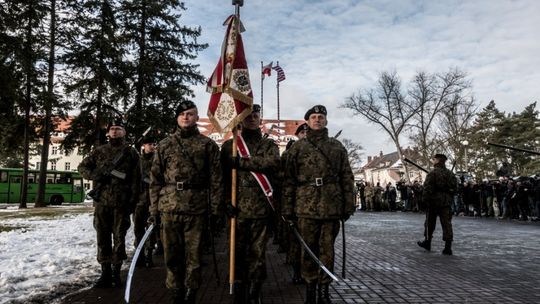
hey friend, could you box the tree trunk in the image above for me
[36,0,56,208]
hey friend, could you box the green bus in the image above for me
[0,168,84,204]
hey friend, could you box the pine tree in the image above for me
[119,0,207,141]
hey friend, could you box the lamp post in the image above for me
[462,140,469,172]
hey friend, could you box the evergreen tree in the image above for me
[119,0,207,141]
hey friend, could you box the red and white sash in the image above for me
[236,135,276,210]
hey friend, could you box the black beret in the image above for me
[433,153,448,161]
[304,105,327,120]
[107,117,125,130]
[175,100,197,117]
[295,123,309,135]
[252,104,261,113]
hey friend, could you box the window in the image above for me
[65,162,71,171]
[51,162,57,170]
[0,171,7,183]
[52,146,58,155]
[36,162,41,170]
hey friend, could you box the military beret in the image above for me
[295,123,309,135]
[252,104,261,113]
[175,100,197,117]
[304,105,327,120]
[433,153,448,161]
[107,117,125,130]
[141,135,157,144]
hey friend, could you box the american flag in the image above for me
[272,65,286,82]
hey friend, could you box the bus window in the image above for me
[73,179,83,193]
[47,173,55,184]
[28,173,37,184]
[0,171,7,183]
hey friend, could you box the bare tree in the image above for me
[342,71,420,181]
[340,138,364,172]
[408,68,472,167]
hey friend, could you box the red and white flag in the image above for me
[207,15,253,133]
[273,64,286,82]
[261,61,273,79]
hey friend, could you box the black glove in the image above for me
[229,155,240,169]
[147,214,158,225]
[226,203,240,218]
[283,214,297,227]
[341,213,352,221]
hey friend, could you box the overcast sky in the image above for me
[181,0,540,159]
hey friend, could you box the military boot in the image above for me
[442,241,453,255]
[292,263,303,285]
[317,284,331,304]
[184,288,198,304]
[248,282,262,304]
[172,288,185,304]
[111,263,122,287]
[417,239,431,251]
[94,263,112,288]
[234,282,247,304]
[305,283,317,304]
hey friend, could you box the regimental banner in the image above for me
[207,15,253,133]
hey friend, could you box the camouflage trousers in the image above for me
[133,203,157,253]
[297,218,340,284]
[235,218,269,283]
[161,214,205,290]
[287,222,301,267]
[424,205,453,241]
[93,204,131,265]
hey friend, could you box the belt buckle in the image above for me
[315,177,323,186]
[176,182,184,191]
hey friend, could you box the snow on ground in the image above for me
[0,209,134,304]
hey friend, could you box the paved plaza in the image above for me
[60,212,540,304]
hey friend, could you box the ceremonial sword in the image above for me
[124,224,155,303]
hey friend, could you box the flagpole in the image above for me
[261,61,264,119]
[276,61,280,134]
[230,0,243,295]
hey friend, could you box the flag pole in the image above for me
[230,0,243,295]
[261,61,264,119]
[276,61,280,137]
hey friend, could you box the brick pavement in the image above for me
[60,212,540,304]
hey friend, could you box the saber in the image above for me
[403,157,429,173]
[288,221,339,282]
[341,219,346,278]
[124,224,155,303]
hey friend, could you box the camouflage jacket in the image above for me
[137,152,154,207]
[149,126,223,216]
[282,128,355,220]
[78,140,140,210]
[221,129,280,219]
[422,163,457,208]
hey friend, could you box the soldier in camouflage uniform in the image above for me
[78,119,141,288]
[133,135,157,267]
[149,101,223,304]
[282,105,355,304]
[221,104,280,304]
[417,153,458,255]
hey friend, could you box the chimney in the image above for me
[368,156,372,163]
[379,151,383,157]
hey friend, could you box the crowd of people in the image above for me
[355,175,540,221]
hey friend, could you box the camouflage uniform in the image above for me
[221,128,280,286]
[149,126,223,294]
[422,162,457,242]
[78,139,140,266]
[282,128,355,285]
[133,150,156,265]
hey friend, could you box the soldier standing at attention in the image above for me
[417,153,458,255]
[221,104,280,304]
[149,100,223,304]
[133,135,157,267]
[282,105,355,304]
[78,118,141,288]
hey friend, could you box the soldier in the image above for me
[283,105,355,304]
[78,118,141,288]
[149,100,223,304]
[221,104,280,304]
[417,153,458,255]
[133,135,157,267]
